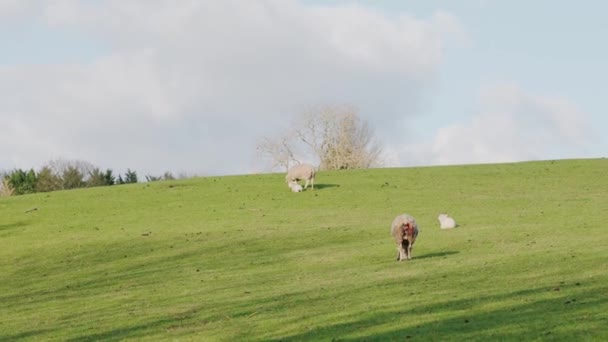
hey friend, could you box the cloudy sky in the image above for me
[1,0,606,176]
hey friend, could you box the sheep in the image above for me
[289,182,303,193]
[285,163,315,191]
[390,213,419,261]
[438,213,456,229]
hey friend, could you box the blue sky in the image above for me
[1,1,605,176]
[352,0,608,157]
[0,22,105,64]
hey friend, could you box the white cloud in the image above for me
[0,0,37,21]
[395,83,594,166]
[1,1,465,175]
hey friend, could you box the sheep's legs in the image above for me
[406,242,414,260]
[397,240,409,261]
[397,247,407,261]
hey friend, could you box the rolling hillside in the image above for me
[1,159,607,341]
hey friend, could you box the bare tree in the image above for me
[256,134,300,172]
[46,158,96,182]
[298,105,382,170]
[257,105,383,171]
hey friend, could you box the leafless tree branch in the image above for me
[257,104,384,171]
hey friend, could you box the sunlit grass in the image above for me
[1,159,607,341]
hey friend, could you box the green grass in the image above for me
[1,159,607,341]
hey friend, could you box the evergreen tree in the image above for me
[7,169,38,195]
[124,169,138,184]
[103,169,115,186]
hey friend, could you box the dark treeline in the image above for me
[0,159,176,197]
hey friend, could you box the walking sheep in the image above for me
[438,213,456,229]
[391,213,419,261]
[285,163,315,191]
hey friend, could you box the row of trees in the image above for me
[1,159,175,197]
[256,105,383,171]
[3,105,383,196]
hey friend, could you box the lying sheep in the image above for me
[285,163,315,191]
[289,182,303,193]
[390,213,419,261]
[438,213,456,229]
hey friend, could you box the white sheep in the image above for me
[289,182,303,192]
[390,213,420,261]
[285,163,315,191]
[438,213,456,229]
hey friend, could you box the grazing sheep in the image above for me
[285,163,315,191]
[390,213,419,261]
[438,213,456,229]
[289,182,303,193]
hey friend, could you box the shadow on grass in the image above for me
[0,221,28,231]
[6,234,605,341]
[0,243,208,310]
[1,240,226,341]
[0,329,55,341]
[65,307,204,342]
[267,284,608,341]
[311,183,340,190]
[415,250,459,260]
[34,279,606,341]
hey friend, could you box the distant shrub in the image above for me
[1,159,152,194]
[145,175,162,182]
[6,169,38,195]
[87,168,109,187]
[62,166,85,189]
[117,169,138,184]
[0,177,15,197]
[103,169,116,186]
[36,166,63,192]
[145,171,176,182]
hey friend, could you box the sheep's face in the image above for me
[289,183,303,192]
[438,213,448,221]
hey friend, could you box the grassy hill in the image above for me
[1,159,607,341]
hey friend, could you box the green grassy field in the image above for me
[1,159,607,341]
